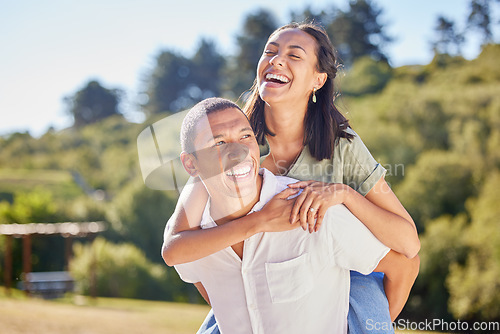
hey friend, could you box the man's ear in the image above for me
[180,152,199,177]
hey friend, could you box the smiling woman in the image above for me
[248,24,353,165]
[257,28,325,109]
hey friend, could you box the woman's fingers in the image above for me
[288,180,315,189]
[289,182,346,233]
[290,181,336,232]
[299,194,315,231]
[304,189,331,233]
[312,200,328,232]
[289,181,320,222]
[276,187,300,200]
[307,206,318,233]
[306,197,327,233]
[290,188,308,224]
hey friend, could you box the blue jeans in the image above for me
[197,271,394,334]
[348,271,394,334]
[196,308,219,334]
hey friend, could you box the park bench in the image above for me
[19,271,74,299]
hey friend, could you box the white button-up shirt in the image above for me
[175,169,389,334]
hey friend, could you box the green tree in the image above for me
[227,8,278,97]
[0,190,58,224]
[341,56,392,95]
[69,237,194,301]
[141,50,194,115]
[467,0,494,44]
[106,180,177,263]
[142,38,225,114]
[432,16,465,56]
[290,5,336,27]
[327,0,392,66]
[447,172,500,320]
[407,214,468,321]
[192,38,225,99]
[65,80,123,128]
[395,151,475,231]
[0,190,70,282]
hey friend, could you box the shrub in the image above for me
[70,237,192,301]
[341,56,392,96]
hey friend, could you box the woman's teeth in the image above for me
[265,73,290,83]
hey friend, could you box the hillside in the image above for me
[0,44,499,322]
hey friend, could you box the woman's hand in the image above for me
[258,187,302,232]
[288,180,350,233]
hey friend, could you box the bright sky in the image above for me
[0,0,494,137]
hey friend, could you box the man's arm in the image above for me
[374,250,420,321]
[162,185,299,266]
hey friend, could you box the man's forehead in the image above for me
[194,108,251,143]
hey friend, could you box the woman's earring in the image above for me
[312,88,317,103]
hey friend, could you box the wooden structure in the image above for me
[0,221,105,296]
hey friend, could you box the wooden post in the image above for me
[22,234,32,296]
[64,237,73,270]
[4,235,12,296]
[89,235,97,299]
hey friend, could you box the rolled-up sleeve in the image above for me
[342,131,386,196]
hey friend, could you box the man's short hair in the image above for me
[180,97,247,154]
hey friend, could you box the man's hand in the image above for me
[258,187,302,232]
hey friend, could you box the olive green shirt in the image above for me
[259,128,386,196]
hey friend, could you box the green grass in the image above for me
[0,288,445,334]
[0,168,83,200]
[0,288,210,334]
[0,169,74,188]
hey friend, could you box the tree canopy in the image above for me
[65,80,123,127]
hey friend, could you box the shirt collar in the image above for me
[249,168,278,213]
[200,168,278,229]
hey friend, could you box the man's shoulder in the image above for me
[275,175,299,191]
[260,168,299,193]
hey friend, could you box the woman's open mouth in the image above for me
[265,73,290,84]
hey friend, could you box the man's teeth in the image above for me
[226,165,251,177]
[266,73,290,83]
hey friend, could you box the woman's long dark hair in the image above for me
[243,22,353,161]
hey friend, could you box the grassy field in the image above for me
[0,288,210,334]
[0,168,83,200]
[0,288,444,334]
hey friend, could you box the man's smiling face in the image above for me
[189,107,261,200]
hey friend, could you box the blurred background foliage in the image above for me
[0,0,499,326]
[69,237,200,302]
